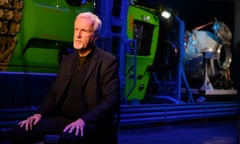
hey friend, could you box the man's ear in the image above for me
[93,33,99,42]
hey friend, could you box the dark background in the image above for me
[164,0,235,31]
[136,0,235,33]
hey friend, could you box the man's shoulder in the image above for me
[95,47,117,60]
[60,52,75,64]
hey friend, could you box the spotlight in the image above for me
[161,10,171,19]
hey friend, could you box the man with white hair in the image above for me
[10,11,120,144]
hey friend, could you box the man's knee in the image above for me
[9,126,31,143]
[59,132,85,144]
[9,125,45,143]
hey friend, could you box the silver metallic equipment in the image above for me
[183,18,232,91]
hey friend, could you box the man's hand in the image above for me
[63,118,86,137]
[18,113,42,131]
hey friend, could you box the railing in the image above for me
[119,102,240,126]
[0,102,239,130]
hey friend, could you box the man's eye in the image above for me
[82,29,89,33]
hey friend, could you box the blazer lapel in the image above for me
[56,53,76,102]
[80,49,98,89]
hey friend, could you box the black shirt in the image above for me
[59,51,93,118]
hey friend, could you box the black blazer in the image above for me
[38,47,120,123]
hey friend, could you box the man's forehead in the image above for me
[75,17,93,27]
[75,17,92,23]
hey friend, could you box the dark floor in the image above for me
[118,117,239,144]
[0,117,239,144]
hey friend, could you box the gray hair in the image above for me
[75,12,102,34]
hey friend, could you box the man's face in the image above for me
[73,17,95,50]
